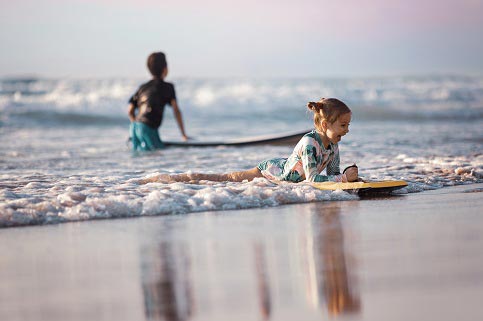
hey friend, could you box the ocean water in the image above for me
[1,76,482,227]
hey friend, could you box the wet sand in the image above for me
[1,183,482,321]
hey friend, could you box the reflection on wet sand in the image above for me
[140,202,360,320]
[302,202,360,315]
[141,242,194,321]
[254,242,272,320]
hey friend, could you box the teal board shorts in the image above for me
[129,122,164,151]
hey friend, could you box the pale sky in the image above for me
[1,0,482,78]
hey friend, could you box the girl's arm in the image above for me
[328,153,359,182]
[302,145,347,182]
[327,148,353,182]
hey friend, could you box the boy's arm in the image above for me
[170,99,188,141]
[128,103,136,122]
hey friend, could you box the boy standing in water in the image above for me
[128,52,188,151]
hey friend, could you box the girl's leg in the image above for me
[225,167,263,182]
[140,167,263,184]
[174,167,262,182]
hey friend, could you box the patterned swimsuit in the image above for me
[257,130,346,183]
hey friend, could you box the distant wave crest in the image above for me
[1,76,482,128]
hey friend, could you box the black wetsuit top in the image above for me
[128,79,176,129]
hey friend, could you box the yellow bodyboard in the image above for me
[311,180,408,193]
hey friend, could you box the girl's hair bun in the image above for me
[307,101,322,111]
[307,102,317,111]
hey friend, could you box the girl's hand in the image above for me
[344,167,359,182]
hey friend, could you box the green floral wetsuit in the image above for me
[257,130,347,183]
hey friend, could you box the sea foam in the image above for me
[0,178,359,227]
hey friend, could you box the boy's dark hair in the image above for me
[147,52,167,77]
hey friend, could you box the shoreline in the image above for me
[1,181,482,229]
[1,183,483,321]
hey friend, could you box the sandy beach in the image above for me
[1,183,482,321]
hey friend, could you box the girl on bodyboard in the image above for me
[141,98,359,184]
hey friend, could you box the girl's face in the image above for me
[324,112,351,144]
